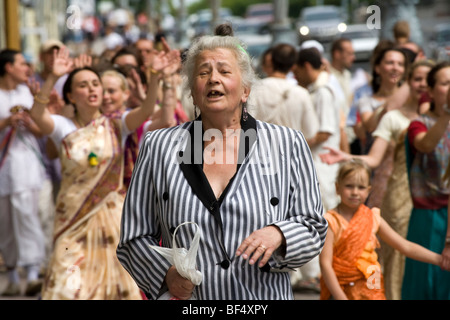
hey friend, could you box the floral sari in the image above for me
[41,116,141,300]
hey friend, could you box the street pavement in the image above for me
[0,270,319,300]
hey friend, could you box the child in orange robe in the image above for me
[319,159,446,300]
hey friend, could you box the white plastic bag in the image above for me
[149,222,203,300]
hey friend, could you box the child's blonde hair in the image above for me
[336,159,372,185]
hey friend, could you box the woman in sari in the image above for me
[402,62,450,299]
[29,46,180,300]
[357,47,408,209]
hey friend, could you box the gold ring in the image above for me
[259,245,267,251]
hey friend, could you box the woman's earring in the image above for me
[242,102,248,122]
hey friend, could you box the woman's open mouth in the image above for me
[88,95,99,103]
[207,90,224,99]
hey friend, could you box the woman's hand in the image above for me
[441,245,450,271]
[236,225,286,268]
[319,146,351,165]
[165,266,195,300]
[127,68,147,103]
[151,38,181,75]
[52,47,73,79]
[27,76,42,96]
[73,53,92,69]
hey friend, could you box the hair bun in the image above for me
[215,23,234,37]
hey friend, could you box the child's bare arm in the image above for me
[378,218,441,266]
[319,230,348,300]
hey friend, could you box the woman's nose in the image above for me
[208,69,220,83]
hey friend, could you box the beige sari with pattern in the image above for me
[379,130,412,300]
[41,116,142,300]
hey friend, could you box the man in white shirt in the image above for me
[293,47,341,212]
[250,43,319,143]
[289,46,342,292]
[329,38,356,152]
[0,49,46,297]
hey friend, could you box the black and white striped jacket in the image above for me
[117,115,327,300]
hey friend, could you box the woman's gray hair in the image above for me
[182,35,258,95]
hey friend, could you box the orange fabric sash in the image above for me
[320,205,381,300]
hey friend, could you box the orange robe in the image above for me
[320,205,386,300]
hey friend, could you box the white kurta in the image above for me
[250,77,319,140]
[308,72,341,212]
[0,85,45,267]
[0,85,45,196]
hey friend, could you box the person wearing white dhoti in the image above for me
[0,49,46,297]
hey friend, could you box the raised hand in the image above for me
[162,50,181,77]
[73,53,92,69]
[27,77,41,96]
[52,47,74,78]
[127,68,147,102]
[151,39,181,74]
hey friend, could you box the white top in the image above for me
[0,85,45,195]
[250,77,319,140]
[307,71,341,211]
[372,109,411,143]
[358,95,384,115]
[308,72,341,157]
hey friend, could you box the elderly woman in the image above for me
[116,26,328,300]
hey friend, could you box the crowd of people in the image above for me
[0,18,449,300]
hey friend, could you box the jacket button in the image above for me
[270,197,279,206]
[220,260,230,269]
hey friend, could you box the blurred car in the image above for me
[340,24,380,62]
[234,19,271,36]
[245,3,274,23]
[238,33,272,75]
[296,5,347,44]
[429,23,450,62]
[189,8,233,37]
